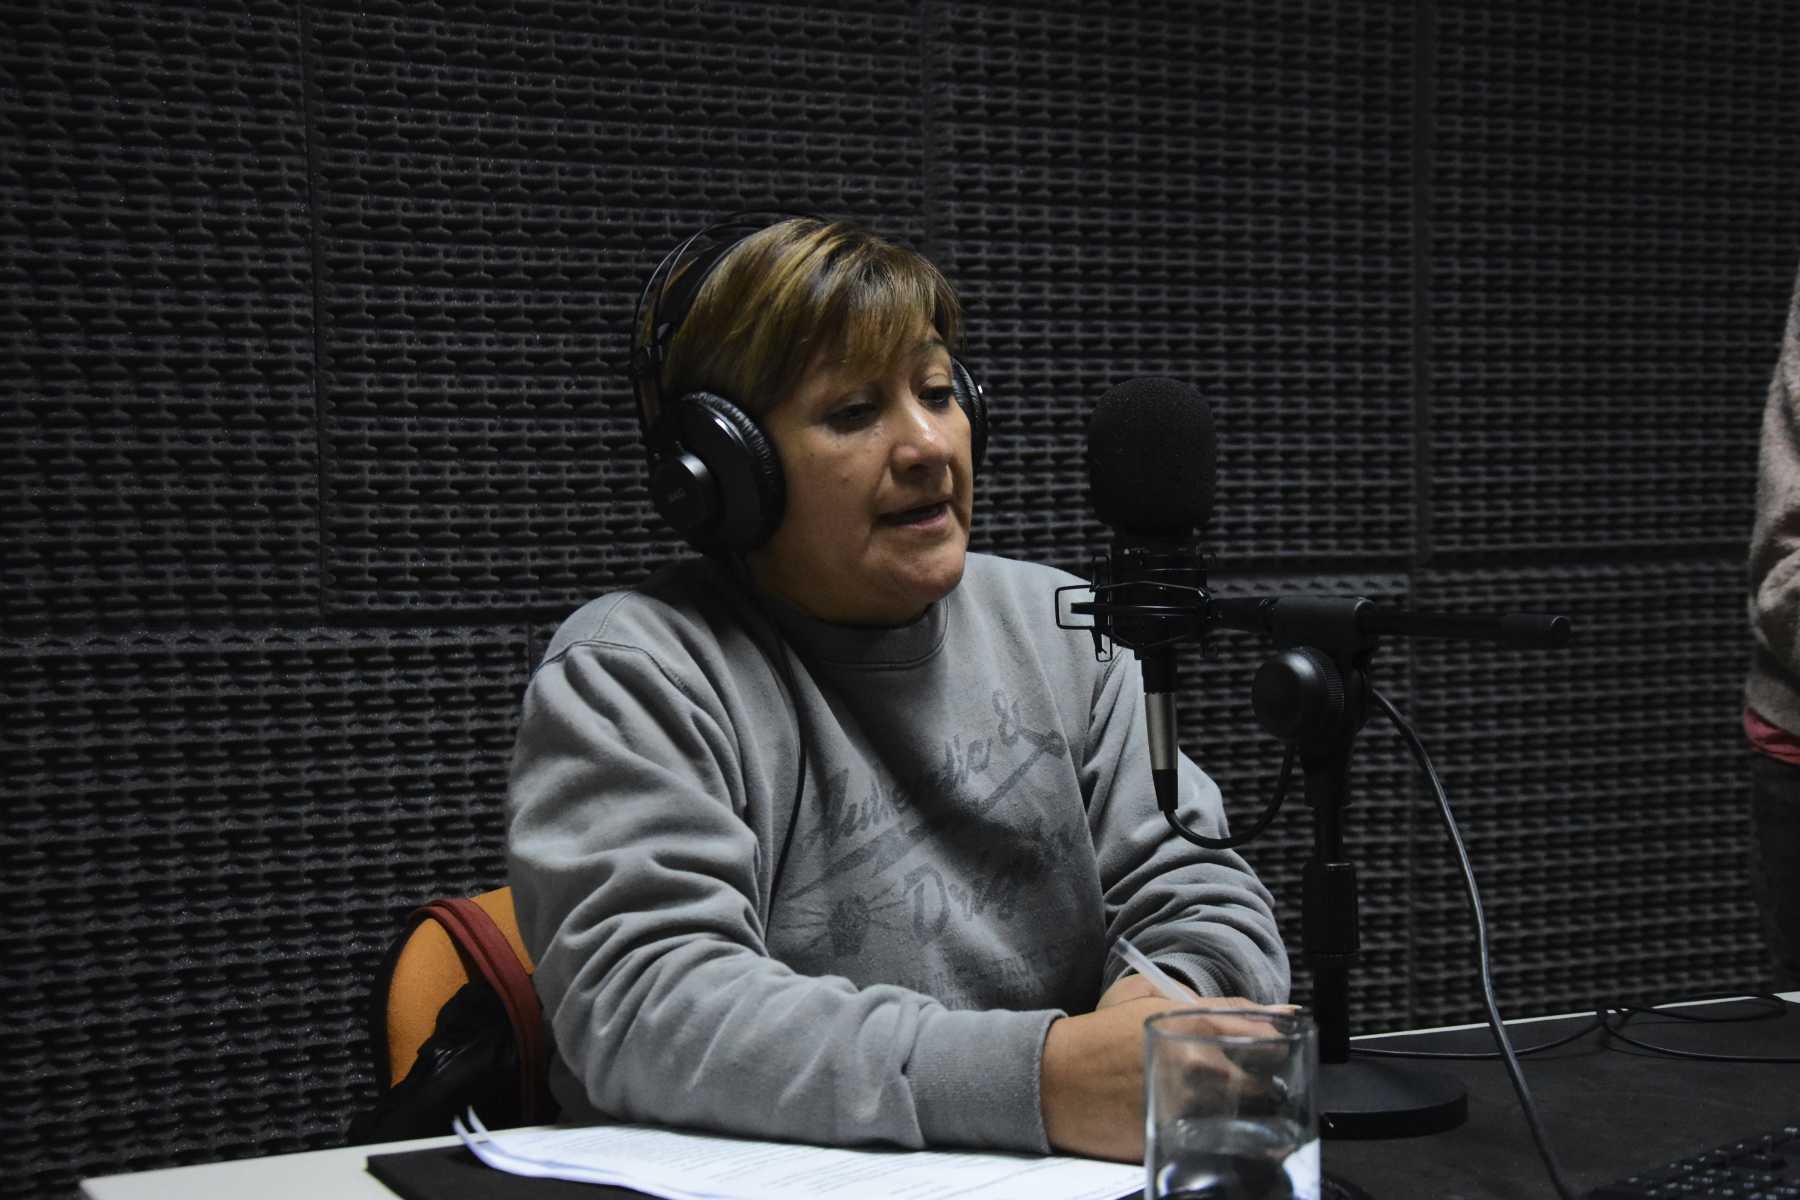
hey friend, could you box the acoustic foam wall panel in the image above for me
[1405,559,1762,1027]
[932,0,1416,573]
[4,4,1796,1197]
[0,1,319,631]
[305,0,929,614]
[1426,0,1800,559]
[0,624,527,1199]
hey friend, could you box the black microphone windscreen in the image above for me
[1086,377,1216,537]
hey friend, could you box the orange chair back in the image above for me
[385,886,534,1086]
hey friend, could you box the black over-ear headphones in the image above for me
[626,213,989,555]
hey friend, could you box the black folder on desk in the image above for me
[366,1142,1143,1200]
[366,1145,646,1200]
[364,1144,1143,1200]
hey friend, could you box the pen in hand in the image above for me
[1110,933,1201,1004]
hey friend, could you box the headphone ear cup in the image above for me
[950,357,988,473]
[674,392,785,553]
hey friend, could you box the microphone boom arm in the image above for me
[1209,595,1571,652]
[1059,581,1572,655]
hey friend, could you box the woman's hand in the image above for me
[1095,971,1193,1009]
[1039,994,1271,1162]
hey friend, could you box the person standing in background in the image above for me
[1743,256,1800,991]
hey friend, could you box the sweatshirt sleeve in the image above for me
[506,631,1057,1152]
[1079,650,1292,1005]
[1748,263,1800,698]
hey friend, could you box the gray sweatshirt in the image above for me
[1748,261,1800,733]
[507,552,1289,1154]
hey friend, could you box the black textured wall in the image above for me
[4,1,1797,1196]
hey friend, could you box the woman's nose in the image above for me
[893,395,956,469]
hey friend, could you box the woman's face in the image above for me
[747,332,974,626]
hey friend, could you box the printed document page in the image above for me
[454,1116,1140,1200]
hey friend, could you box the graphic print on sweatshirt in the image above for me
[766,688,1098,1011]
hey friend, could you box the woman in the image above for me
[506,216,1289,1161]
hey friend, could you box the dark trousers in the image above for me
[1749,753,1800,991]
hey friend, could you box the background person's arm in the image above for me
[1749,263,1800,700]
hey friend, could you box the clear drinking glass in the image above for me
[1144,1007,1319,1200]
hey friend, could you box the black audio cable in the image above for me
[1369,686,1580,1200]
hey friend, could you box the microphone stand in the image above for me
[1062,576,1571,1140]
[1234,597,1466,1140]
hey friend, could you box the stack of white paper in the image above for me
[452,1110,1141,1200]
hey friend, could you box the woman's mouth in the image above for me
[880,501,950,528]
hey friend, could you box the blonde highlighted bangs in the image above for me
[660,219,963,419]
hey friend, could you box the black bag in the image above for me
[347,898,557,1144]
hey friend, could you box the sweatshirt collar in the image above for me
[761,590,948,668]
[713,558,951,668]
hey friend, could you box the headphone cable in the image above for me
[722,558,811,922]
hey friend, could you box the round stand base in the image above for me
[1318,1058,1468,1140]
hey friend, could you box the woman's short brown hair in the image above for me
[649,218,963,424]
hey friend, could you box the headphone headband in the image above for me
[628,212,821,449]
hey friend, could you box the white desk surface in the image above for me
[80,993,1799,1199]
[77,1128,552,1200]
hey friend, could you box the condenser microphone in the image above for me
[1086,378,1217,816]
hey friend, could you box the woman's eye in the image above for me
[826,401,877,429]
[922,386,956,408]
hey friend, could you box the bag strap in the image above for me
[407,898,550,1123]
